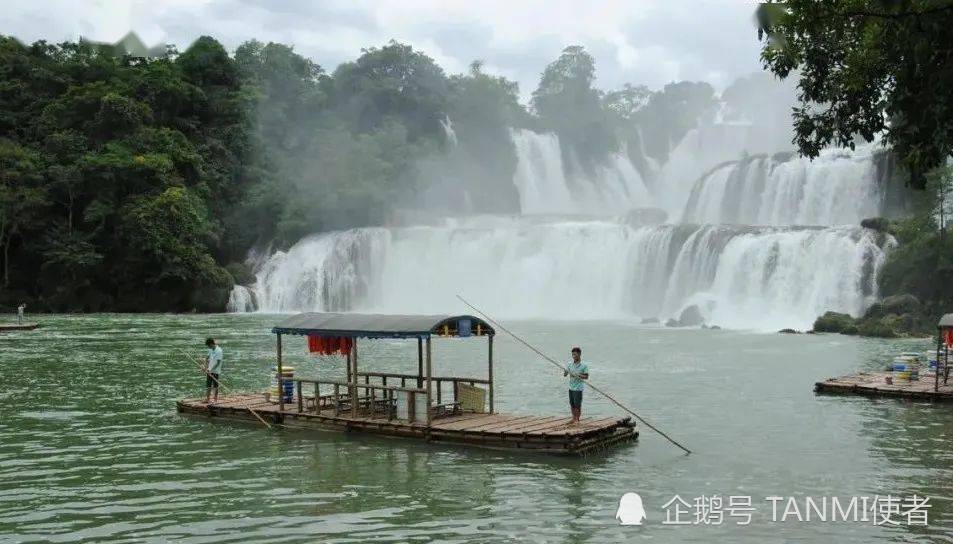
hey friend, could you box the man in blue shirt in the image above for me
[563,346,589,425]
[204,337,224,404]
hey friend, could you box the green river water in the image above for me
[1,313,950,543]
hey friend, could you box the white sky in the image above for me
[2,0,767,100]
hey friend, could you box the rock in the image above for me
[640,317,660,324]
[881,294,921,315]
[771,150,797,163]
[625,207,669,227]
[860,217,893,233]
[778,328,799,334]
[677,305,705,327]
[863,294,921,320]
[664,318,680,328]
[812,311,856,334]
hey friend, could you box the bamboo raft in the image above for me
[815,313,953,402]
[177,392,637,454]
[177,312,638,455]
[814,371,953,401]
[0,322,38,331]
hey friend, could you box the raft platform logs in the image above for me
[0,322,39,331]
[815,371,953,401]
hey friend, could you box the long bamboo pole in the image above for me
[456,295,692,455]
[181,350,272,429]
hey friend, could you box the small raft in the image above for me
[815,371,953,401]
[0,322,39,332]
[177,312,637,455]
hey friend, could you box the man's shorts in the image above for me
[206,373,221,389]
[568,389,583,408]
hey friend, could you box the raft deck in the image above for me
[177,393,638,455]
[815,371,953,401]
[0,322,38,331]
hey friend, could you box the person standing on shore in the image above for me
[204,337,224,404]
[17,303,25,325]
[563,346,589,425]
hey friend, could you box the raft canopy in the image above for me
[271,312,495,339]
[939,314,953,329]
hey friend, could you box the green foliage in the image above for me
[626,81,717,164]
[0,32,727,312]
[877,166,953,313]
[532,46,617,172]
[813,311,859,334]
[0,35,242,311]
[330,41,449,141]
[757,0,953,189]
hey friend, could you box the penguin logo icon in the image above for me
[616,492,647,525]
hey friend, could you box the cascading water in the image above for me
[231,117,898,330]
[243,217,889,330]
[510,129,653,214]
[681,144,886,225]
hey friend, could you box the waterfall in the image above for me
[226,285,257,313]
[231,118,899,331]
[681,145,886,225]
[440,115,458,147]
[243,217,890,330]
[510,129,653,214]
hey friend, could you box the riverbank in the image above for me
[813,294,935,338]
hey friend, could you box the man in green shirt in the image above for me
[563,346,589,425]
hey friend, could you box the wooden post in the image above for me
[937,330,942,392]
[488,334,494,414]
[417,337,424,388]
[346,349,352,384]
[334,383,340,416]
[351,338,359,417]
[297,380,303,412]
[425,336,432,425]
[277,333,283,412]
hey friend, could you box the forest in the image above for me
[0,35,717,312]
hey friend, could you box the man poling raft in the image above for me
[179,344,273,429]
[457,295,692,455]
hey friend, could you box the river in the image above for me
[0,313,947,542]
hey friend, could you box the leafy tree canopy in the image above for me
[757,0,953,189]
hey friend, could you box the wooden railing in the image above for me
[355,371,488,406]
[294,378,429,421]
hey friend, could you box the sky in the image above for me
[2,0,767,101]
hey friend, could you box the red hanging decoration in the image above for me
[307,335,353,356]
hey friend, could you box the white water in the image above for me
[510,129,653,214]
[681,145,885,225]
[232,119,896,330]
[244,217,888,330]
[226,285,256,313]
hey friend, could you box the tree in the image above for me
[627,81,717,164]
[757,0,953,189]
[532,45,617,172]
[330,41,449,141]
[0,139,47,287]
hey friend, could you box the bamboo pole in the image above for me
[352,338,359,417]
[277,333,284,412]
[457,295,692,455]
[417,337,424,388]
[488,334,494,414]
[180,351,272,429]
[425,336,432,425]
